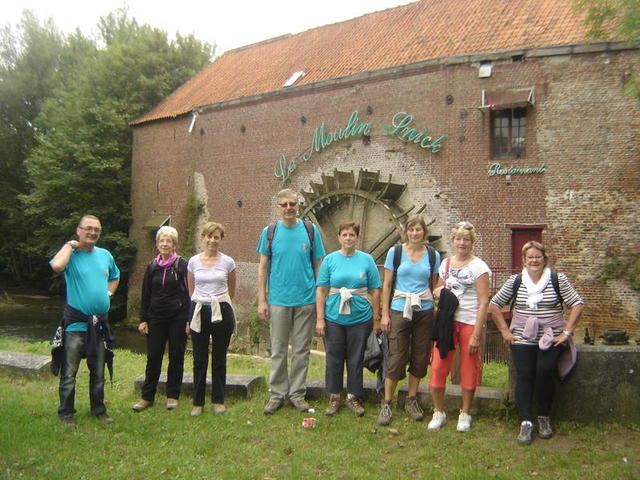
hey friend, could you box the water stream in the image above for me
[0,293,146,353]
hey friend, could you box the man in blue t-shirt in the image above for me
[50,215,120,425]
[257,189,325,414]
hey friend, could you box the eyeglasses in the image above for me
[278,201,298,208]
[526,256,544,260]
[79,226,102,234]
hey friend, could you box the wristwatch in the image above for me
[562,329,573,337]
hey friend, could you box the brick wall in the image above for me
[129,49,640,338]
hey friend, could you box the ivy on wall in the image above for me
[599,250,640,291]
[182,193,205,259]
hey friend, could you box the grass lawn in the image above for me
[0,337,638,480]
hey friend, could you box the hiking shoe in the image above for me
[213,403,226,414]
[325,395,341,416]
[378,402,393,426]
[517,421,534,444]
[345,396,365,417]
[456,411,472,432]
[427,410,447,430]
[290,397,310,412]
[190,406,203,417]
[132,399,153,412]
[263,397,284,415]
[404,396,424,421]
[60,416,76,428]
[166,398,178,410]
[97,413,114,424]
[537,416,553,439]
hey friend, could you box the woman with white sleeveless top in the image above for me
[187,222,236,416]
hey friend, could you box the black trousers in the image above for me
[191,302,235,405]
[324,319,372,397]
[510,343,564,421]
[141,314,188,401]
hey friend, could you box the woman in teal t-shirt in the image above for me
[316,220,381,417]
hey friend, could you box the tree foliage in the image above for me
[576,0,640,98]
[576,0,640,43]
[2,9,213,318]
[0,12,92,284]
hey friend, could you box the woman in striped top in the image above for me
[489,241,584,445]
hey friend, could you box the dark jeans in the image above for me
[324,319,372,397]
[191,302,235,405]
[58,331,106,419]
[511,343,564,421]
[141,316,187,402]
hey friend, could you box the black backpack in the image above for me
[266,219,315,265]
[389,244,437,306]
[508,270,563,311]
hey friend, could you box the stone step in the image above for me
[134,372,506,415]
[0,350,51,379]
[305,377,507,415]
[134,373,265,399]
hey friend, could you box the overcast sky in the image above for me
[5,0,416,53]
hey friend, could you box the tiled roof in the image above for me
[132,0,595,125]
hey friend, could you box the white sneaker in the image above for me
[456,411,472,432]
[427,410,447,430]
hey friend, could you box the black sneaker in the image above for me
[97,413,114,424]
[60,416,76,428]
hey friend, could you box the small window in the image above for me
[478,61,492,78]
[491,107,527,159]
[283,71,305,87]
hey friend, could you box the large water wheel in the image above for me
[300,169,441,263]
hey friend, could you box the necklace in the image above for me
[450,254,473,269]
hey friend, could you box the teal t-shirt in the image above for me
[317,250,382,325]
[384,246,440,312]
[257,220,326,307]
[50,246,120,330]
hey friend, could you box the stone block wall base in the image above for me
[133,373,265,399]
[0,350,51,379]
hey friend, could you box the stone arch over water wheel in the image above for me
[299,169,442,263]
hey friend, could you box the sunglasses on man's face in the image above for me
[278,201,298,208]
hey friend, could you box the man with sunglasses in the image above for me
[50,215,120,426]
[257,189,325,414]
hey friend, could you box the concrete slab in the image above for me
[551,343,640,423]
[0,350,51,379]
[134,373,265,399]
[305,377,506,415]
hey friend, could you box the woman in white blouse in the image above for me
[428,221,490,433]
[187,222,236,417]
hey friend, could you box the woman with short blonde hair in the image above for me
[428,221,490,433]
[133,225,189,412]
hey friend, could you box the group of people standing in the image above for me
[50,188,584,444]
